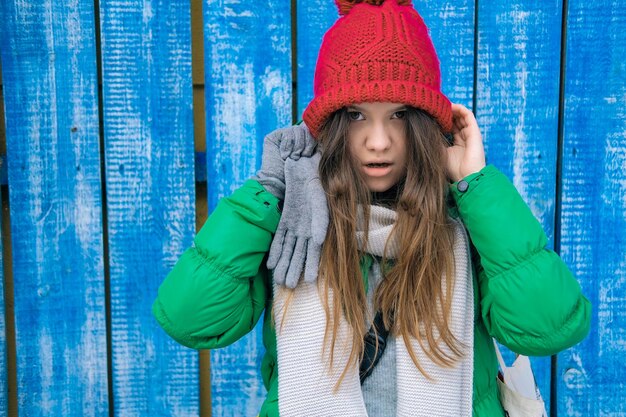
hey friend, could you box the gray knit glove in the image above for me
[267,151,329,288]
[254,124,318,200]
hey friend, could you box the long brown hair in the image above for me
[316,107,463,385]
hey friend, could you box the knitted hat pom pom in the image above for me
[334,0,413,15]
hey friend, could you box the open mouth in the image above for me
[366,162,391,168]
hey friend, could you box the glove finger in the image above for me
[285,238,307,289]
[307,178,329,245]
[290,126,305,160]
[279,129,294,160]
[273,232,297,286]
[283,156,297,180]
[267,226,287,270]
[304,239,321,284]
[302,127,318,157]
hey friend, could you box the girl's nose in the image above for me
[365,124,392,152]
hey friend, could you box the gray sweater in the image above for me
[362,258,397,416]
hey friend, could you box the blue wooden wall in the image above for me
[98,0,198,415]
[0,1,109,415]
[202,1,292,415]
[558,1,626,415]
[0,0,624,416]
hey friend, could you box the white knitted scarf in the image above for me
[273,207,474,416]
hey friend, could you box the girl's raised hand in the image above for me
[445,103,486,182]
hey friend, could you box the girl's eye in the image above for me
[348,111,364,121]
[392,110,406,119]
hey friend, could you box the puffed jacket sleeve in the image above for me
[152,179,280,349]
[450,165,591,356]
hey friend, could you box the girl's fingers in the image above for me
[451,103,468,118]
[449,103,486,177]
[451,104,472,134]
[451,103,480,135]
[451,103,474,119]
[454,118,466,134]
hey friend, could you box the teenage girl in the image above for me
[153,1,591,415]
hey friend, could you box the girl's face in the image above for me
[346,102,408,192]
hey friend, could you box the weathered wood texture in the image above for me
[416,0,475,108]
[558,0,626,415]
[295,0,336,118]
[0,191,6,416]
[202,0,292,415]
[0,0,624,416]
[0,0,109,415]
[98,0,198,415]
[476,0,565,406]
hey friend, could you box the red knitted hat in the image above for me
[302,0,453,138]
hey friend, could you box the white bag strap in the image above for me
[493,339,508,370]
[492,341,548,417]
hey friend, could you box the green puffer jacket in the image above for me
[153,164,591,416]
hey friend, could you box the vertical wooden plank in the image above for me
[0,0,108,415]
[295,0,336,118]
[98,0,198,415]
[558,1,626,415]
[415,0,475,107]
[203,0,292,415]
[476,0,565,407]
[0,191,5,416]
[203,0,293,210]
